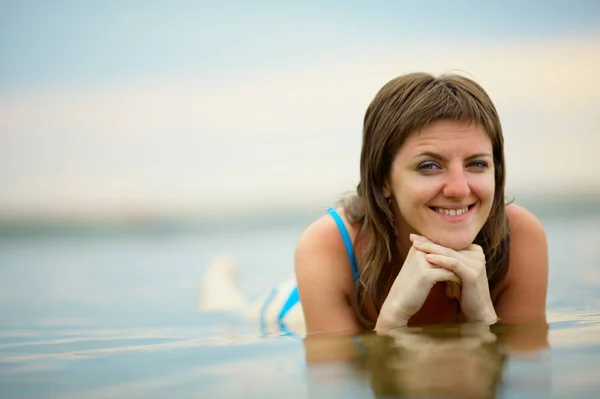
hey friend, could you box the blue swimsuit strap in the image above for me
[327,206,360,283]
[275,206,360,327]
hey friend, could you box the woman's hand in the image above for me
[410,234,498,325]
[376,243,462,331]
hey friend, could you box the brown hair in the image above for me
[343,72,510,328]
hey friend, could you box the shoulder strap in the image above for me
[327,206,360,283]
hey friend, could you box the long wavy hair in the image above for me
[342,72,511,328]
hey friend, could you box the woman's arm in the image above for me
[296,215,463,335]
[493,204,549,322]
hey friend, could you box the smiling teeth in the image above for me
[435,206,469,216]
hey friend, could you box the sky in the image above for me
[1,1,600,220]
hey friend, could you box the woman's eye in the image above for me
[417,162,440,171]
[468,161,489,169]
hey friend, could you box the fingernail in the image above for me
[410,234,423,243]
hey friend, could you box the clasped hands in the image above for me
[377,233,497,330]
[410,233,498,325]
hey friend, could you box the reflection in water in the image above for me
[360,326,506,399]
[304,321,550,399]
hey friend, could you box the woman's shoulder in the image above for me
[294,207,360,291]
[298,206,360,244]
[505,203,545,237]
[503,202,548,283]
[491,203,548,320]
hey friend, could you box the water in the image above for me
[1,208,599,398]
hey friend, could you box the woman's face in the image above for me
[384,119,495,250]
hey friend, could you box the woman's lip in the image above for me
[429,203,477,221]
[429,203,475,211]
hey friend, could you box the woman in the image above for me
[199,72,548,337]
[294,72,548,333]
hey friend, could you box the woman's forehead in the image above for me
[399,121,492,155]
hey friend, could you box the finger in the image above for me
[409,233,433,245]
[452,282,462,299]
[427,268,461,285]
[425,253,465,277]
[412,237,459,258]
[410,233,432,242]
[445,282,462,299]
[445,282,457,298]
[409,233,423,243]
[465,244,484,255]
[463,244,486,262]
[445,282,453,298]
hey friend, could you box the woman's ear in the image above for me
[383,180,391,198]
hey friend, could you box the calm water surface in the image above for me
[1,209,599,398]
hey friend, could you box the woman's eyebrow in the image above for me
[465,152,493,162]
[413,151,448,162]
[412,151,492,162]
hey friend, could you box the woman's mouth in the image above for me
[429,204,476,220]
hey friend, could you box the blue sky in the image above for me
[1,1,599,219]
[2,1,598,90]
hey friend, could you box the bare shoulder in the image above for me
[505,203,548,277]
[294,207,362,333]
[294,208,359,293]
[506,203,546,238]
[493,203,548,322]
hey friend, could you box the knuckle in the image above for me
[415,250,427,262]
[411,251,428,270]
[473,244,485,256]
[443,258,459,269]
[471,243,483,251]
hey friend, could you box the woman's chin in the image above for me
[426,235,475,251]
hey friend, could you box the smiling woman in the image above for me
[293,72,548,334]
[199,71,548,338]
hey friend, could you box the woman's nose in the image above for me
[442,169,471,198]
